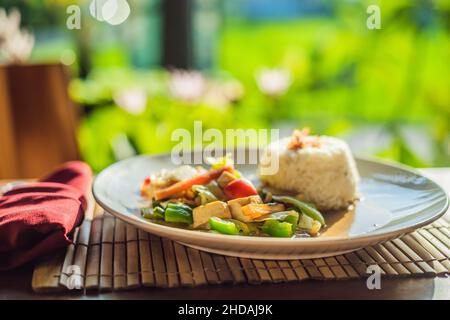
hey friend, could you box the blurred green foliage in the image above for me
[71,1,449,171]
[70,69,242,172]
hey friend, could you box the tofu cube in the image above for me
[192,201,231,228]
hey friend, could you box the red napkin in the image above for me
[0,161,92,270]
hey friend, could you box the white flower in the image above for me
[203,83,229,110]
[221,80,244,103]
[256,68,291,97]
[169,69,206,103]
[0,8,21,41]
[113,88,147,115]
[202,80,244,109]
[2,29,34,63]
[0,8,34,63]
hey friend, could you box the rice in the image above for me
[259,136,360,211]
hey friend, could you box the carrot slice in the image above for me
[154,166,233,200]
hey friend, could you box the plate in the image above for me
[93,151,448,259]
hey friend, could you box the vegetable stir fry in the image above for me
[140,156,325,237]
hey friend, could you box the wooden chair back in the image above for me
[0,63,79,179]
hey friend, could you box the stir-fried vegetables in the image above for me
[141,159,326,238]
[154,166,233,200]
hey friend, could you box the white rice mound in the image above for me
[259,136,360,211]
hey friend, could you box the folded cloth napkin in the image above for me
[0,161,92,270]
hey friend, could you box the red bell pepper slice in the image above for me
[223,179,258,200]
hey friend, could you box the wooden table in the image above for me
[1,168,449,300]
[0,265,449,300]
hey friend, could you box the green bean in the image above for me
[271,195,325,225]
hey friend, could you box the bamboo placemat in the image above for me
[31,199,450,293]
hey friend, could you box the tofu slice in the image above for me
[217,171,237,189]
[227,195,263,222]
[192,201,231,228]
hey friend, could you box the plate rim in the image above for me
[92,153,449,246]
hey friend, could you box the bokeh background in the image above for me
[2,0,449,173]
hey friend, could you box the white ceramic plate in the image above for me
[93,151,448,259]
